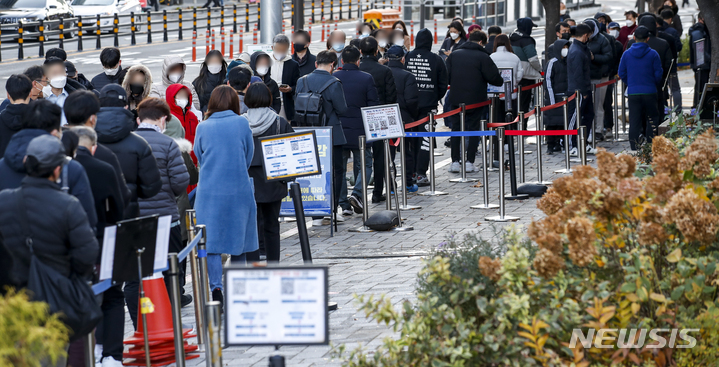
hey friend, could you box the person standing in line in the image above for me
[249,51,282,113]
[244,83,294,261]
[193,50,228,113]
[292,30,317,77]
[660,9,683,113]
[122,64,154,116]
[618,11,638,48]
[439,21,467,60]
[619,26,663,151]
[560,2,570,22]
[150,56,201,110]
[689,12,711,108]
[270,34,301,122]
[166,84,200,151]
[228,66,254,114]
[446,31,503,173]
[92,47,128,92]
[0,74,32,157]
[543,39,571,154]
[485,25,502,54]
[194,86,259,311]
[42,57,73,125]
[327,30,347,68]
[0,66,47,114]
[509,17,542,114]
[603,21,625,137]
[333,46,379,216]
[582,18,613,143]
[489,34,524,162]
[566,24,595,155]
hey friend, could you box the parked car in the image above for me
[0,0,74,38]
[70,0,140,30]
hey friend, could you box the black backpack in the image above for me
[294,77,337,127]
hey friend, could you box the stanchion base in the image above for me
[554,168,573,174]
[419,191,448,196]
[486,168,499,172]
[434,152,444,156]
[390,226,414,232]
[449,177,479,183]
[570,158,594,163]
[505,194,529,200]
[528,181,553,185]
[400,204,422,210]
[328,302,338,311]
[613,138,628,142]
[485,215,520,222]
[470,203,500,209]
[348,226,375,233]
[515,151,533,155]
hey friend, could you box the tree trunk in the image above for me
[539,0,560,56]
[695,0,719,82]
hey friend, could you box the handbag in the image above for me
[16,188,102,342]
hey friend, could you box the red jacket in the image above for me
[166,83,199,145]
[618,24,636,49]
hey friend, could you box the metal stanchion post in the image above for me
[185,210,205,346]
[554,96,572,174]
[387,139,413,231]
[205,301,223,367]
[578,125,587,166]
[614,80,627,142]
[168,253,186,367]
[487,96,498,171]
[384,139,391,211]
[470,120,499,210]
[590,83,596,149]
[196,224,210,312]
[517,111,525,183]
[532,105,551,185]
[420,113,447,196]
[450,104,478,183]
[399,136,421,210]
[83,333,94,367]
[570,90,582,163]
[349,136,374,232]
[136,249,151,367]
[485,127,519,222]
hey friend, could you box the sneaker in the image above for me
[444,138,451,147]
[94,345,103,365]
[312,219,326,226]
[465,161,476,172]
[415,175,430,187]
[406,184,419,193]
[181,294,192,308]
[372,194,386,203]
[212,288,224,313]
[333,212,346,222]
[595,132,604,142]
[101,357,123,367]
[586,146,597,155]
[342,208,354,216]
[349,194,364,214]
[449,161,461,173]
[569,147,578,157]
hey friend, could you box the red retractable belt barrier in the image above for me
[506,130,578,136]
[540,93,576,112]
[594,78,617,89]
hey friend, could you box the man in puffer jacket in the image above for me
[583,19,613,142]
[543,39,570,153]
[150,56,201,110]
[95,84,162,220]
[0,74,32,158]
[509,17,542,114]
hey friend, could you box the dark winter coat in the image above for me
[193,72,225,113]
[65,77,88,94]
[509,19,543,79]
[387,60,419,124]
[0,176,98,286]
[74,146,124,241]
[273,55,301,121]
[439,36,466,58]
[406,29,449,111]
[543,40,570,127]
[689,22,711,70]
[91,67,128,92]
[94,144,131,208]
[294,69,348,146]
[584,20,613,79]
[626,17,672,80]
[249,116,294,203]
[659,21,682,73]
[567,39,593,96]
[95,106,162,218]
[136,128,190,222]
[619,42,663,95]
[293,51,317,77]
[486,35,497,55]
[360,54,398,105]
[333,63,380,149]
[249,52,282,113]
[602,32,622,77]
[0,129,97,230]
[0,103,28,158]
[446,41,503,106]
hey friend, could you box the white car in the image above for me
[70,0,141,30]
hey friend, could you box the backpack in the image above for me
[294,77,337,127]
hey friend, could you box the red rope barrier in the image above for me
[520,81,544,91]
[487,116,519,128]
[403,100,493,129]
[404,116,429,129]
[506,130,578,136]
[594,78,617,89]
[523,109,536,118]
[540,93,577,112]
[435,106,462,120]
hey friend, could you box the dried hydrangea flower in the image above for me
[679,129,719,179]
[664,188,719,244]
[617,177,643,202]
[478,256,502,282]
[645,173,679,202]
[533,248,565,279]
[537,189,564,215]
[566,217,597,267]
[637,221,669,246]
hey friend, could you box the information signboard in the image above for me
[259,131,321,182]
[488,67,514,94]
[224,266,329,346]
[361,103,405,142]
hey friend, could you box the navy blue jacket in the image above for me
[689,22,711,70]
[567,39,592,96]
[387,60,419,124]
[619,42,663,95]
[295,69,348,146]
[333,64,379,149]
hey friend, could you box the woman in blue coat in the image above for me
[193,85,259,306]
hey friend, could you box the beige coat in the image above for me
[150,55,201,110]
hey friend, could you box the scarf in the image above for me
[138,122,162,133]
[243,107,278,136]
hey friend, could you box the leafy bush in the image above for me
[678,35,691,66]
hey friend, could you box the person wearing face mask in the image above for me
[566,24,594,156]
[391,29,408,52]
[249,51,282,113]
[193,50,228,113]
[292,30,317,77]
[559,2,570,22]
[65,61,96,93]
[543,39,571,154]
[392,20,411,49]
[603,21,625,136]
[42,57,73,125]
[618,11,638,48]
[269,34,301,122]
[326,30,347,68]
[547,22,572,59]
[373,28,390,58]
[92,47,127,92]
[582,18,612,144]
[358,22,373,39]
[122,64,153,115]
[509,17,543,115]
[0,75,33,158]
[150,56,201,110]
[439,21,467,60]
[167,84,201,151]
[659,0,682,34]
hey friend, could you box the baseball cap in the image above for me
[99,84,127,101]
[24,135,67,176]
[386,45,405,60]
[634,26,650,40]
[64,60,77,78]
[608,21,620,29]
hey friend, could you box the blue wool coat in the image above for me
[193,110,259,255]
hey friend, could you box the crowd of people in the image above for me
[0,1,710,365]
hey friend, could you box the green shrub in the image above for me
[679,34,691,66]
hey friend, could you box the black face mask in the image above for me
[293,43,307,52]
[562,32,571,40]
[598,23,607,33]
[130,83,144,96]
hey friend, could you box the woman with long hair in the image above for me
[193,85,259,309]
[193,50,228,113]
[244,83,294,262]
[439,20,466,59]
[392,20,410,49]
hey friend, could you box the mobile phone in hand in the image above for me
[280,84,289,89]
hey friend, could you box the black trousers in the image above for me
[490,99,516,161]
[202,0,220,7]
[410,107,434,177]
[257,201,282,262]
[569,95,594,148]
[694,69,710,107]
[99,284,125,360]
[603,83,614,130]
[628,93,659,150]
[147,0,159,10]
[518,79,535,114]
[450,107,485,164]
[312,145,344,219]
[372,141,385,197]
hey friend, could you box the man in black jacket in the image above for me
[92,47,128,92]
[270,34,301,122]
[0,134,98,287]
[406,28,448,186]
[567,24,594,154]
[292,30,317,77]
[486,26,502,56]
[360,36,397,203]
[446,31,503,172]
[0,74,32,158]
[583,19,613,143]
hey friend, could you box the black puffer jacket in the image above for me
[446,41,503,106]
[406,29,448,111]
[135,128,190,222]
[584,19,613,79]
[543,39,570,127]
[95,107,162,218]
[360,54,397,105]
[387,60,419,123]
[0,103,27,158]
[0,176,98,286]
[193,72,225,112]
[91,67,128,92]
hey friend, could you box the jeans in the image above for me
[257,201,282,262]
[312,146,345,220]
[592,77,609,135]
[450,107,485,164]
[338,147,372,210]
[628,93,659,150]
[207,254,225,291]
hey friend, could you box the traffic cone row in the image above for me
[123,276,201,366]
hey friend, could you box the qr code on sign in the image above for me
[387,115,398,126]
[291,141,300,152]
[264,145,273,156]
[281,278,294,295]
[233,279,246,295]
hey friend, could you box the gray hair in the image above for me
[273,34,290,46]
[70,126,97,146]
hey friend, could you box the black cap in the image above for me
[25,135,67,175]
[634,25,650,40]
[99,84,127,101]
[64,60,77,78]
[385,45,405,60]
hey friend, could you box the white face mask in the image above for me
[273,52,286,61]
[256,66,269,76]
[104,66,119,76]
[561,48,569,57]
[42,85,53,98]
[360,32,370,38]
[559,8,566,15]
[168,73,182,83]
[395,39,405,47]
[332,43,345,52]
[450,32,459,40]
[626,19,635,27]
[609,29,619,38]
[175,98,188,109]
[207,64,222,74]
[49,76,67,89]
[378,40,388,48]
